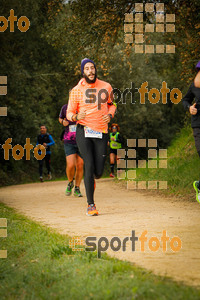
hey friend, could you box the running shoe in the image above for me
[109,173,115,178]
[48,173,52,180]
[65,181,74,196]
[40,176,44,182]
[193,181,200,203]
[74,187,83,197]
[86,204,98,216]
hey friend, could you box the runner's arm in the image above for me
[59,106,69,126]
[47,135,55,147]
[59,117,63,125]
[107,85,116,117]
[116,133,123,143]
[182,84,195,111]
[59,117,69,126]
[67,89,79,121]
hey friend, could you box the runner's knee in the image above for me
[94,170,103,179]
[76,161,83,171]
[67,163,75,172]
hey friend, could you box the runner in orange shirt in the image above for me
[67,58,116,216]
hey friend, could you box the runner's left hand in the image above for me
[102,114,111,123]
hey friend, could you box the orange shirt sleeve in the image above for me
[67,88,79,121]
[107,84,116,117]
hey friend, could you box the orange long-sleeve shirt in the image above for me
[67,78,116,133]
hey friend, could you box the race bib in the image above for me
[112,143,118,148]
[84,126,102,139]
[69,125,77,133]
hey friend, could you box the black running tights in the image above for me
[76,125,108,204]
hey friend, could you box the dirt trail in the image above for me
[0,179,200,287]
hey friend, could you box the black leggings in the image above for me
[76,124,108,204]
[38,154,51,177]
[193,128,200,155]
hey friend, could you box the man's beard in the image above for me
[83,72,97,84]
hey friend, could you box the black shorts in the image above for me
[110,148,117,155]
[64,143,80,157]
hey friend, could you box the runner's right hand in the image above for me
[63,119,69,126]
[77,111,86,120]
[189,103,197,115]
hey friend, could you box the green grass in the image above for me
[124,125,200,200]
[0,203,199,299]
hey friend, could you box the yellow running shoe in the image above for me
[86,204,98,216]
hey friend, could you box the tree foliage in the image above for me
[0,0,199,185]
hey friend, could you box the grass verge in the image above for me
[0,202,199,299]
[119,125,200,201]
